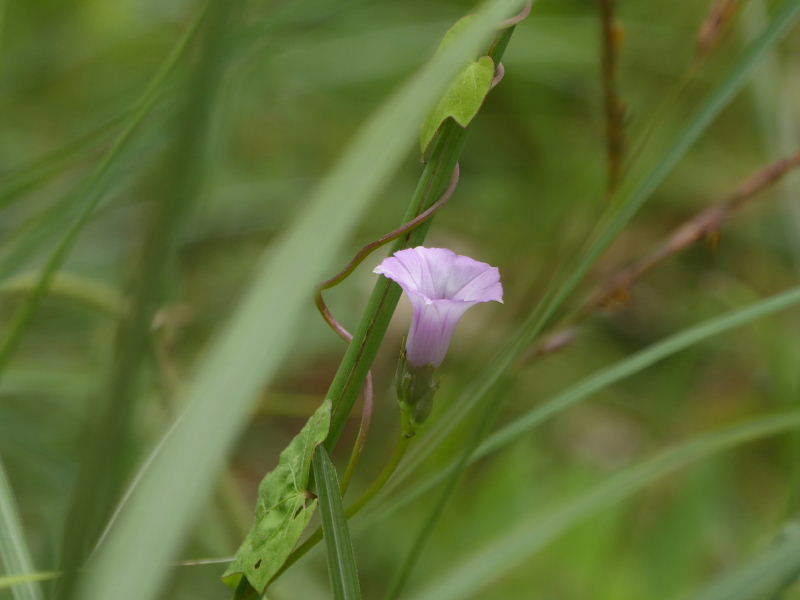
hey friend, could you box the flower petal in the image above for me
[374,246,503,368]
[374,247,503,302]
[406,297,474,367]
[446,255,503,302]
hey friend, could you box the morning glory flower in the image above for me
[374,247,502,431]
[374,247,503,369]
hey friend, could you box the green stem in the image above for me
[346,433,413,517]
[323,25,516,453]
[323,121,466,452]
[383,26,519,600]
[270,433,413,584]
[0,6,208,381]
[384,390,502,600]
[0,454,44,600]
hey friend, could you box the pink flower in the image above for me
[374,247,503,368]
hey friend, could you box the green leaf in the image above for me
[419,55,494,153]
[438,15,479,52]
[0,271,125,317]
[409,410,800,600]
[418,14,497,153]
[223,400,331,593]
[686,522,800,600]
[313,446,361,600]
[0,111,127,214]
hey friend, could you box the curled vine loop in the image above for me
[491,62,506,88]
[315,164,460,490]
[315,163,461,343]
[500,0,532,29]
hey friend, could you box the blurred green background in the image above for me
[2,0,800,598]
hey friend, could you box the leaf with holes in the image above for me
[419,16,495,153]
[222,399,331,593]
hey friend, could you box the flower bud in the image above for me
[395,351,438,434]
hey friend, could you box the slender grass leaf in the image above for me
[313,445,361,600]
[0,271,125,317]
[0,456,43,600]
[410,410,800,600]
[685,522,800,600]
[0,111,128,213]
[0,9,207,379]
[76,3,525,600]
[56,6,237,597]
[223,400,331,593]
[0,572,58,591]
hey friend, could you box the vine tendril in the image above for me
[314,163,460,491]
[500,0,532,29]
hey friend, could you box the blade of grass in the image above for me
[313,446,361,600]
[685,523,800,600]
[0,111,129,214]
[0,8,207,380]
[409,410,800,600]
[387,0,800,505]
[0,456,43,600]
[0,0,343,224]
[75,3,524,600]
[0,271,125,317]
[366,283,800,522]
[0,573,58,591]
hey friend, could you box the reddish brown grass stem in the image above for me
[598,0,625,194]
[696,0,743,61]
[531,151,800,360]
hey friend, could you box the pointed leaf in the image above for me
[420,56,494,153]
[418,15,496,153]
[223,400,331,593]
[313,446,361,599]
